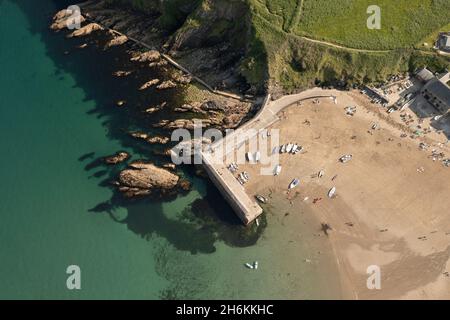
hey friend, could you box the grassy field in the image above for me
[106,0,450,92]
[245,0,450,91]
[251,0,450,50]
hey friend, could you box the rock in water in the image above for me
[104,152,130,165]
[118,162,179,198]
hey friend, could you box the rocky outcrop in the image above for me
[117,161,180,198]
[139,79,160,91]
[105,34,128,48]
[156,80,177,90]
[162,118,210,130]
[144,101,167,114]
[130,132,170,145]
[130,50,161,63]
[104,151,130,165]
[163,163,176,170]
[51,9,86,31]
[67,23,103,38]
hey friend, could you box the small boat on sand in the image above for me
[318,170,325,178]
[253,261,259,270]
[328,187,337,198]
[245,263,254,269]
[291,144,298,153]
[255,195,268,204]
[274,165,282,176]
[289,178,300,189]
[286,143,294,153]
[281,145,287,153]
[254,151,261,162]
[246,152,255,163]
[339,154,353,163]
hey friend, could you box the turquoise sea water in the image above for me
[0,0,342,299]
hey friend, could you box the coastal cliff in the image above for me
[81,0,449,96]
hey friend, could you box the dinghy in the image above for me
[255,195,268,204]
[289,178,300,189]
[318,170,324,178]
[291,144,299,153]
[339,154,352,163]
[328,187,337,198]
[245,263,254,269]
[281,145,287,153]
[254,151,261,162]
[253,261,259,270]
[286,143,294,153]
[246,152,254,163]
[274,165,282,176]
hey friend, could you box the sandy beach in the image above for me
[232,90,450,299]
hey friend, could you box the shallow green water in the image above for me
[0,0,341,299]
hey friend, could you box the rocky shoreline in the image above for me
[50,4,257,201]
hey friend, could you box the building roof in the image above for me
[445,36,450,48]
[438,34,450,50]
[416,68,435,82]
[423,78,450,107]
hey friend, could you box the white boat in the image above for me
[339,154,353,163]
[254,151,261,162]
[239,172,248,182]
[328,187,337,198]
[243,172,250,180]
[281,145,287,153]
[294,146,303,154]
[318,170,324,178]
[253,261,259,270]
[246,152,255,163]
[245,263,254,269]
[291,144,298,153]
[289,178,300,189]
[255,195,267,204]
[274,165,282,176]
[255,219,260,227]
[286,143,294,153]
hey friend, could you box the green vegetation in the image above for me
[248,0,450,91]
[105,0,450,93]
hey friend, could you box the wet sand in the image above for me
[232,90,450,299]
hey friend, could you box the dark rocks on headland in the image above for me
[104,151,130,165]
[116,161,190,198]
[129,132,170,145]
[130,50,161,63]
